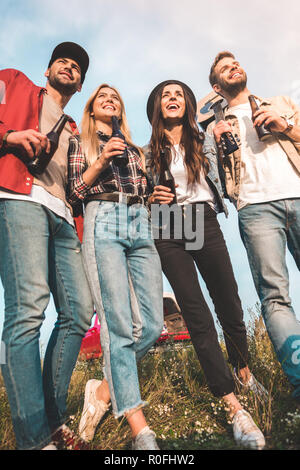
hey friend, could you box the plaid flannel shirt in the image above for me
[67,131,149,206]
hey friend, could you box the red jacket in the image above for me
[0,68,83,239]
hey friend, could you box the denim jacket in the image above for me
[143,133,228,217]
[207,95,300,210]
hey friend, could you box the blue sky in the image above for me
[1,0,300,348]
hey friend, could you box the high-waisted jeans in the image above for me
[82,201,164,417]
[239,198,300,400]
[155,203,248,397]
[0,200,94,449]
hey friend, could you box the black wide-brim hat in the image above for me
[146,80,197,123]
[48,42,89,83]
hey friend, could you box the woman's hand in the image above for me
[149,185,176,205]
[97,137,126,171]
[82,137,127,187]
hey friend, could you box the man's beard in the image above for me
[48,72,79,97]
[218,73,247,98]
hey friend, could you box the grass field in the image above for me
[1,306,300,451]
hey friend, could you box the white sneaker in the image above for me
[78,379,110,442]
[42,442,57,450]
[232,409,265,450]
[132,426,160,450]
[234,370,269,403]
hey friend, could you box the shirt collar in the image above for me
[96,130,111,141]
[224,94,272,117]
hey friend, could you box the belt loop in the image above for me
[119,193,127,204]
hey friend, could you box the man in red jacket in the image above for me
[0,42,94,450]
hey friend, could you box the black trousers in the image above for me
[155,203,248,397]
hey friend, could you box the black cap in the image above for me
[48,42,89,83]
[146,80,197,123]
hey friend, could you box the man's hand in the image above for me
[212,120,233,144]
[148,185,176,205]
[5,129,50,158]
[253,108,288,133]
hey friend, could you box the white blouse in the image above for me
[169,144,217,211]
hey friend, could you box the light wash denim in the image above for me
[239,199,300,400]
[0,200,94,449]
[82,201,164,417]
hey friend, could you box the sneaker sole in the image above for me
[79,379,102,441]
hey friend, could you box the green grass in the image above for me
[1,307,300,450]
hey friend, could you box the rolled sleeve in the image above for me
[67,135,91,204]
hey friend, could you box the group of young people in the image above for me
[0,41,299,451]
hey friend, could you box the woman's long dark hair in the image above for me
[150,85,209,185]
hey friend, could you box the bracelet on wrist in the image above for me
[281,117,294,134]
[2,130,16,148]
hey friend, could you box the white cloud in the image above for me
[1,0,299,137]
[290,80,300,106]
[1,0,299,101]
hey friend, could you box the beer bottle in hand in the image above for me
[111,115,129,167]
[27,114,70,176]
[159,150,177,204]
[248,95,272,141]
[211,101,239,156]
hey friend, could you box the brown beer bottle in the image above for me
[211,101,239,156]
[159,149,177,204]
[248,95,272,141]
[27,114,70,176]
[111,115,129,167]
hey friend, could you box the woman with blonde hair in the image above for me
[68,84,164,450]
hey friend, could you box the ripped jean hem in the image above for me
[113,400,148,419]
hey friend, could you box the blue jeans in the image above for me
[0,200,93,449]
[82,201,164,417]
[239,199,300,400]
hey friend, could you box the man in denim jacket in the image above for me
[208,50,300,403]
